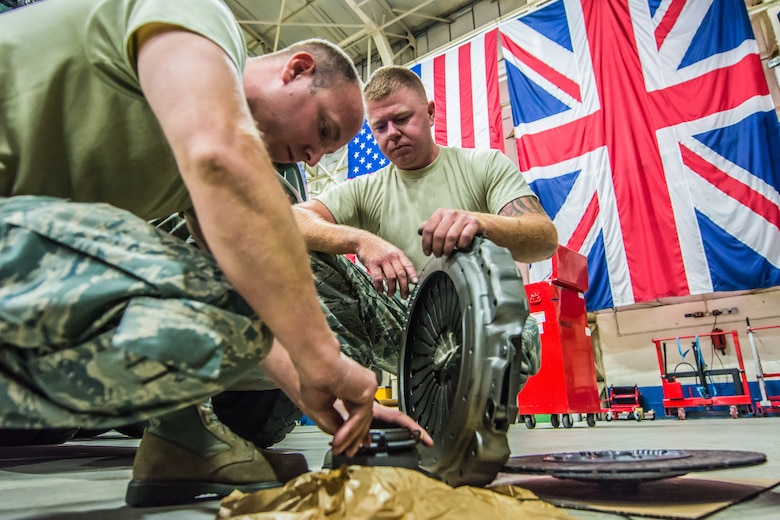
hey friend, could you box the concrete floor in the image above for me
[0,416,778,519]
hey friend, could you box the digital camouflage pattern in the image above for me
[520,313,541,382]
[310,252,406,374]
[0,197,271,429]
[0,196,541,430]
[310,251,541,381]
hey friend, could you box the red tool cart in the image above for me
[517,246,601,429]
[652,330,753,420]
[603,384,655,422]
[746,319,780,416]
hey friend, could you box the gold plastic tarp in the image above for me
[217,466,574,519]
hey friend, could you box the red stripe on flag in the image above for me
[459,43,475,148]
[484,29,505,151]
[650,55,770,128]
[655,0,686,50]
[585,0,689,301]
[433,54,448,145]
[501,32,582,103]
[566,194,600,252]
[680,144,780,230]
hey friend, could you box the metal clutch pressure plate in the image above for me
[399,236,530,487]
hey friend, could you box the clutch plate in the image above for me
[324,427,421,471]
[503,449,766,483]
[399,236,530,487]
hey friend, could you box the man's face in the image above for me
[254,78,364,167]
[366,86,436,171]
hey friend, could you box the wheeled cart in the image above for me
[603,384,655,422]
[517,246,601,429]
[746,320,780,416]
[652,330,753,420]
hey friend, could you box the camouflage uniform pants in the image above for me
[310,252,542,382]
[310,252,406,375]
[0,197,272,430]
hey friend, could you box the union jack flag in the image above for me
[501,0,780,311]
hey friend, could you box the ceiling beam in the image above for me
[341,0,394,65]
[237,20,365,28]
[391,8,452,24]
[338,0,439,51]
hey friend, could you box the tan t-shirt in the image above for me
[316,146,537,271]
[0,0,246,220]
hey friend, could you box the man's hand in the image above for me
[261,343,377,457]
[419,208,483,258]
[260,343,433,455]
[355,235,418,299]
[371,402,434,447]
[297,353,378,457]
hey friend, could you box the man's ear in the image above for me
[427,100,436,126]
[281,52,316,84]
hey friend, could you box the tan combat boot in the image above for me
[125,401,308,507]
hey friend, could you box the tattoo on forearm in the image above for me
[499,196,545,217]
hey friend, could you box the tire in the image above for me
[562,414,573,429]
[586,413,596,427]
[212,389,302,448]
[550,414,560,428]
[0,428,79,446]
[524,415,537,430]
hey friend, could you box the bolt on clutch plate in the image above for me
[399,236,530,487]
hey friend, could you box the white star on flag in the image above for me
[347,121,389,178]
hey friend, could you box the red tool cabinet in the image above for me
[517,246,601,429]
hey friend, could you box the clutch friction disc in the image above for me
[503,449,767,483]
[399,237,530,487]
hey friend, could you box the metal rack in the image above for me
[603,384,655,422]
[652,330,753,420]
[746,319,780,416]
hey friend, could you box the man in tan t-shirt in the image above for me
[294,66,558,375]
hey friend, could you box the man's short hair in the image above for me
[277,39,360,92]
[364,66,428,103]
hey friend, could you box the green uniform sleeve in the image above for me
[83,0,246,97]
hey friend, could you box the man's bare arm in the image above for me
[420,195,558,264]
[135,26,374,455]
[492,195,559,262]
[294,200,418,298]
[294,200,366,254]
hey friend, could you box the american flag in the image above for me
[347,120,389,179]
[347,28,504,178]
[500,0,780,311]
[411,28,505,151]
